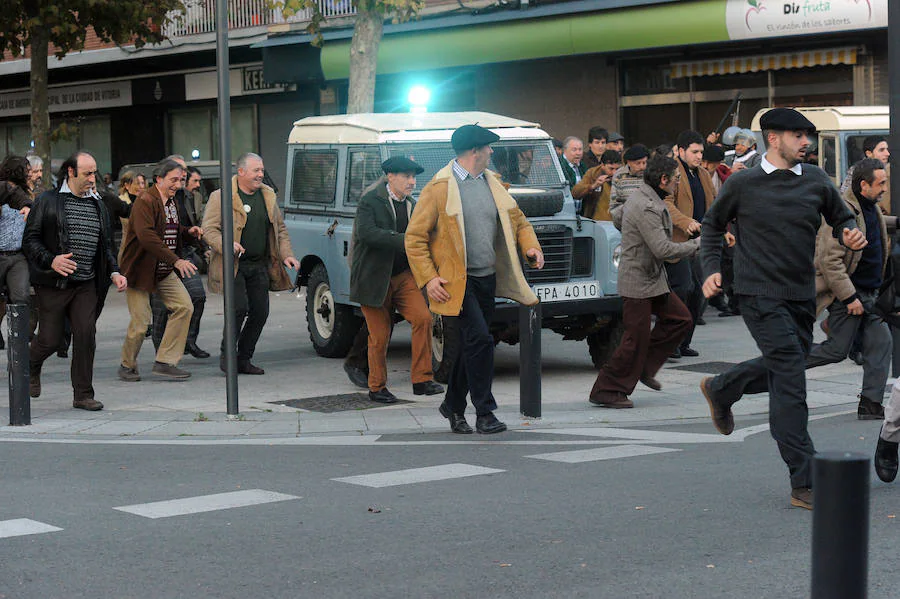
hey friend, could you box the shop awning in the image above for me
[670,47,858,78]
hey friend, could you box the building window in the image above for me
[169,105,256,162]
[289,149,338,207]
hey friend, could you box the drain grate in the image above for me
[270,393,414,413]
[667,361,739,374]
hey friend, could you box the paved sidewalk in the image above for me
[0,287,882,440]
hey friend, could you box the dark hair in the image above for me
[186,166,201,178]
[676,130,704,150]
[57,151,93,187]
[588,126,609,144]
[863,136,887,154]
[643,155,678,188]
[600,149,622,165]
[0,155,30,189]
[851,158,886,198]
[552,138,564,150]
[651,144,673,159]
[702,145,726,162]
[154,159,185,182]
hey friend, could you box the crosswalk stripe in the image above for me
[0,519,63,539]
[525,444,680,463]
[332,463,505,488]
[113,489,299,519]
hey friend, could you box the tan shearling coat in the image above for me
[405,162,541,316]
[665,160,717,243]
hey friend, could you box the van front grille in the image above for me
[523,224,573,284]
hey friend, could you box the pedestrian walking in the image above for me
[698,108,866,510]
[24,151,127,410]
[876,382,900,483]
[406,124,544,434]
[0,156,34,350]
[203,153,299,375]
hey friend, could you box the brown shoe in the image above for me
[152,362,191,379]
[701,377,734,435]
[73,398,104,411]
[29,372,41,398]
[790,487,813,510]
[118,364,141,382]
[589,391,634,409]
[639,375,662,391]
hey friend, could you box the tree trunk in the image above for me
[30,29,51,185]
[346,5,383,114]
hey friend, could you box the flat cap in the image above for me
[759,108,816,133]
[451,124,500,152]
[381,156,424,175]
[702,145,726,162]
[622,143,649,162]
[608,131,625,142]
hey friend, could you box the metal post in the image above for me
[216,0,239,416]
[7,304,30,426]
[811,452,869,599]
[519,302,541,418]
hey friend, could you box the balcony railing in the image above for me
[163,0,357,38]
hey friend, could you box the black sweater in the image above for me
[701,163,857,301]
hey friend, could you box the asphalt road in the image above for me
[1,411,895,598]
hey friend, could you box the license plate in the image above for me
[532,281,601,303]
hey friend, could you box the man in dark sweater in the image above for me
[698,108,866,511]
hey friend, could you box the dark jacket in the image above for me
[0,181,32,211]
[22,187,117,314]
[561,159,587,188]
[350,182,415,307]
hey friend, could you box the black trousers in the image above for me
[30,282,98,401]
[220,260,270,362]
[664,259,699,348]
[444,274,498,417]
[708,295,816,489]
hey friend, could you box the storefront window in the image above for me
[6,123,32,156]
[213,105,256,161]
[49,117,112,177]
[170,105,257,162]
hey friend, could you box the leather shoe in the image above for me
[701,377,733,435]
[185,342,211,359]
[343,363,369,388]
[238,362,265,375]
[73,398,104,411]
[696,317,707,326]
[669,347,682,359]
[639,375,662,391]
[589,391,634,408]
[475,412,507,434]
[413,380,444,396]
[29,372,41,398]
[369,388,398,404]
[875,437,899,483]
[680,346,700,357]
[439,403,473,434]
[858,396,885,420]
[790,487,813,510]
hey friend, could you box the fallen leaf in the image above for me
[706,564,716,569]
[888,514,896,519]
[635,506,645,510]
[498,563,512,567]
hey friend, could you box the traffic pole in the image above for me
[519,301,541,418]
[810,452,870,599]
[7,303,30,426]
[215,0,239,417]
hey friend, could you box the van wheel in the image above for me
[306,264,360,358]
[431,313,460,384]
[586,318,625,369]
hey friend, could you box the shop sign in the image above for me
[241,66,282,93]
[726,0,887,40]
[0,81,132,118]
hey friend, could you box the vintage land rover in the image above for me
[284,112,623,381]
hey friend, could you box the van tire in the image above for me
[306,264,361,358]
[431,313,460,384]
[511,191,565,217]
[586,318,625,369]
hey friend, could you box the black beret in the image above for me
[381,156,423,175]
[451,124,500,153]
[759,108,816,133]
[608,131,625,142]
[702,145,726,162]
[622,143,649,161]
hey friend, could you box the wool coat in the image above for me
[665,160,717,243]
[572,165,612,221]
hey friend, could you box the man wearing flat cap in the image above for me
[609,143,650,229]
[698,107,867,511]
[406,124,544,434]
[350,156,444,404]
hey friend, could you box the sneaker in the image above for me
[73,398,104,411]
[118,364,141,382]
[790,487,813,510]
[152,362,191,379]
[858,396,885,420]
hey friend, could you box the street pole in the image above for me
[7,304,30,426]
[216,0,239,416]
[519,302,542,418]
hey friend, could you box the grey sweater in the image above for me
[459,177,498,277]
[701,163,857,301]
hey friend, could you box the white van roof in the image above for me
[750,106,888,132]
[288,112,548,144]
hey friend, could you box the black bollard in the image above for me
[811,452,869,599]
[7,303,30,426]
[519,301,541,418]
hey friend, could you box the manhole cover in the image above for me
[668,361,738,374]
[270,393,414,413]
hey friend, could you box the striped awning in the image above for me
[670,47,858,78]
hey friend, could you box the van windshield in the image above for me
[385,141,563,194]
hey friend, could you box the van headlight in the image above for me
[612,244,622,270]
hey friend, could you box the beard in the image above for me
[778,145,805,167]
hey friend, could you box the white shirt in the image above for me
[566,159,582,183]
[761,154,802,176]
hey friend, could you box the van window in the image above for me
[290,149,338,206]
[346,147,383,206]
[820,136,837,178]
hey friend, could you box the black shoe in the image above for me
[718,309,736,317]
[29,372,41,398]
[439,403,473,434]
[0,331,5,350]
[343,363,369,389]
[413,380,444,396]
[238,362,265,375]
[858,396,885,420]
[56,348,68,358]
[875,437,899,483]
[369,388,398,404]
[680,346,699,357]
[696,317,707,326]
[185,342,210,359]
[476,412,507,434]
[849,350,864,366]
[669,347,682,359]
[729,305,741,315]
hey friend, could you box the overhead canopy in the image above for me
[670,47,859,79]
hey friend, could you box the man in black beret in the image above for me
[699,107,867,510]
[349,156,443,404]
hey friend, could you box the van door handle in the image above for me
[326,219,338,237]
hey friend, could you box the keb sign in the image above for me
[725,0,887,40]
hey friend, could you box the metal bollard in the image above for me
[7,303,31,426]
[518,301,542,418]
[811,452,870,599]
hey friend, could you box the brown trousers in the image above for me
[360,270,433,392]
[590,293,692,397]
